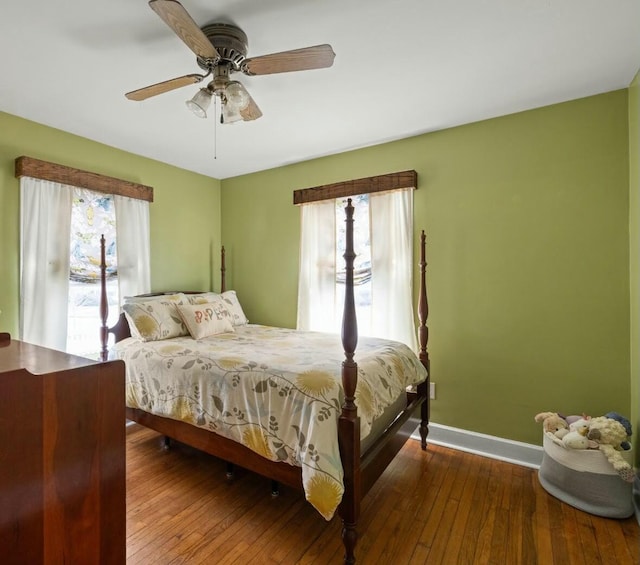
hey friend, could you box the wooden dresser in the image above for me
[0,333,126,564]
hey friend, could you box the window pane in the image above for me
[67,189,119,358]
[336,194,371,331]
[70,191,117,282]
[67,279,119,358]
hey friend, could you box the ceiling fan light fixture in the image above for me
[185,88,212,118]
[225,81,250,110]
[222,101,243,124]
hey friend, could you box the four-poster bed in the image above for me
[99,199,430,564]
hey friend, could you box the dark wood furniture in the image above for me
[99,199,430,564]
[0,333,126,565]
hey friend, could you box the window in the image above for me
[295,171,418,350]
[17,156,152,354]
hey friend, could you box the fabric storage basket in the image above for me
[538,433,634,518]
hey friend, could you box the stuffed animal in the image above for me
[568,417,591,432]
[535,411,569,439]
[563,413,591,427]
[562,420,598,450]
[605,411,632,450]
[586,416,635,482]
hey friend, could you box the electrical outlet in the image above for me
[429,382,436,399]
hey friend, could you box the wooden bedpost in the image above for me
[338,198,361,564]
[99,235,108,362]
[418,230,430,449]
[220,245,226,293]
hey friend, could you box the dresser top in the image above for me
[0,334,98,375]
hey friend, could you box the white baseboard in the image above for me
[411,422,543,469]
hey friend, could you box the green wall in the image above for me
[630,70,640,463]
[0,89,634,449]
[0,112,221,337]
[221,90,631,446]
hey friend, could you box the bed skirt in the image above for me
[537,433,634,519]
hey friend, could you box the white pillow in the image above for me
[123,293,186,339]
[122,297,188,341]
[185,290,248,326]
[220,290,249,326]
[177,303,235,339]
[123,292,186,304]
[186,292,220,305]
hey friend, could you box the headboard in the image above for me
[98,243,227,361]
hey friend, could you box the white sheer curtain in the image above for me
[296,199,336,332]
[114,195,151,300]
[20,177,73,350]
[370,188,417,351]
[20,179,151,352]
[297,188,417,350]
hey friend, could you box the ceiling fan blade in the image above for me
[149,0,219,62]
[125,74,204,101]
[242,44,335,76]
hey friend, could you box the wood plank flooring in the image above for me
[126,424,639,564]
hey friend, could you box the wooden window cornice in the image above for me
[293,170,417,205]
[15,156,153,202]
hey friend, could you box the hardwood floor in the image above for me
[126,424,639,564]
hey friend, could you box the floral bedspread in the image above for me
[114,325,427,520]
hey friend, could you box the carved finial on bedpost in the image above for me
[100,234,108,362]
[220,245,226,293]
[339,198,360,565]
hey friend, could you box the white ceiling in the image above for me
[1,0,639,179]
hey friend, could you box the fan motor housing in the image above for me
[198,23,248,71]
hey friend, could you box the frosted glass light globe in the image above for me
[225,81,250,109]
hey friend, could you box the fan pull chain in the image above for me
[213,96,218,160]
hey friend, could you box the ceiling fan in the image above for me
[126,0,336,124]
